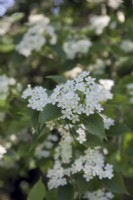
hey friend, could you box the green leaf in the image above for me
[107,123,130,136]
[74,174,91,197]
[102,171,128,194]
[31,110,39,130]
[84,133,103,148]
[46,75,66,84]
[28,178,46,200]
[39,104,62,126]
[58,185,74,200]
[80,113,106,139]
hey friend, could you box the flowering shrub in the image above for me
[0,0,133,200]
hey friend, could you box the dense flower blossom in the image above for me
[0,0,15,16]
[22,72,114,123]
[16,15,57,57]
[45,124,113,190]
[83,189,114,200]
[90,15,110,35]
[120,40,133,53]
[22,85,49,111]
[76,125,87,144]
[63,39,92,59]
[47,161,68,190]
[47,145,114,190]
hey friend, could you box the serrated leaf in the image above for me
[102,171,128,194]
[28,178,46,200]
[39,104,62,126]
[80,113,106,139]
[46,75,66,84]
[58,185,74,200]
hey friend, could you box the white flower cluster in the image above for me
[47,145,114,190]
[0,75,16,100]
[71,148,114,181]
[55,133,73,164]
[108,0,123,10]
[76,125,87,144]
[22,72,114,123]
[127,83,133,104]
[16,14,57,57]
[22,85,49,111]
[47,161,68,190]
[0,0,15,16]
[63,39,92,59]
[100,114,115,130]
[83,189,114,200]
[99,79,114,101]
[120,39,133,53]
[51,72,113,122]
[99,79,114,91]
[90,15,110,35]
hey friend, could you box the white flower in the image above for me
[23,72,114,123]
[16,15,57,56]
[22,85,49,111]
[28,14,49,25]
[55,134,73,164]
[120,40,133,53]
[76,127,87,144]
[83,189,114,200]
[99,79,114,91]
[63,39,92,59]
[108,0,123,9]
[90,15,110,35]
[47,161,67,190]
[47,146,114,190]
